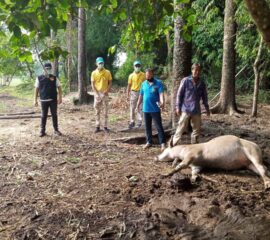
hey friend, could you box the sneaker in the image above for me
[104,127,110,133]
[94,127,101,133]
[161,143,166,151]
[137,121,142,128]
[128,122,135,129]
[54,130,62,136]
[39,132,46,137]
[143,143,152,150]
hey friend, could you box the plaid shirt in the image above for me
[176,75,209,114]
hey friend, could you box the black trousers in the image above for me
[144,112,165,144]
[40,100,58,133]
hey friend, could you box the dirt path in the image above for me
[1,92,270,239]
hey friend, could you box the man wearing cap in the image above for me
[127,60,145,129]
[34,63,63,137]
[136,68,166,151]
[91,57,112,133]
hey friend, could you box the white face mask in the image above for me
[45,68,52,75]
[97,63,104,70]
[134,66,141,73]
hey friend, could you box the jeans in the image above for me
[144,112,165,144]
[41,100,58,133]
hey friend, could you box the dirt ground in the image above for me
[1,90,270,240]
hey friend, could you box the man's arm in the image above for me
[127,83,131,98]
[106,80,112,94]
[91,72,99,95]
[175,79,186,115]
[58,86,63,104]
[136,95,143,110]
[201,82,210,116]
[159,92,165,110]
[34,87,39,106]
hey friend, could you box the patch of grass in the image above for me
[109,114,126,123]
[0,101,7,112]
[29,158,42,168]
[10,77,23,86]
[236,94,252,104]
[66,157,80,164]
[259,90,270,104]
[0,85,33,100]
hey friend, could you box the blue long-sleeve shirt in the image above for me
[176,75,209,114]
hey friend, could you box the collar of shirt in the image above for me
[188,75,201,87]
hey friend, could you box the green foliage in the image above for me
[0,0,89,62]
[259,90,270,103]
[98,0,187,53]
[192,0,224,89]
[86,8,120,72]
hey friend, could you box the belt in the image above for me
[131,90,139,92]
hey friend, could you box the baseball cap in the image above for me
[44,63,52,69]
[96,57,104,63]
[134,60,141,66]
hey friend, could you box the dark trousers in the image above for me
[41,100,58,133]
[144,112,165,144]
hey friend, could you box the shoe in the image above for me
[94,127,101,133]
[161,143,166,151]
[143,143,152,150]
[39,132,46,137]
[104,127,110,133]
[54,130,62,136]
[137,121,142,128]
[128,122,135,129]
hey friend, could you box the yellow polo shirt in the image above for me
[91,68,112,92]
[128,71,146,91]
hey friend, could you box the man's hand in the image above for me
[206,110,210,117]
[34,101,38,107]
[176,109,181,116]
[159,102,164,111]
[58,98,62,104]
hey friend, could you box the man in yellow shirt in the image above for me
[127,60,146,129]
[91,57,112,133]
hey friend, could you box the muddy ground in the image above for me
[1,90,270,240]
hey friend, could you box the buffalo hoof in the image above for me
[264,180,270,190]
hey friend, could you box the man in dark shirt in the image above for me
[34,63,63,137]
[172,63,210,145]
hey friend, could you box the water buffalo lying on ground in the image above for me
[155,135,270,189]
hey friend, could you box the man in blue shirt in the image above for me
[172,63,210,145]
[136,68,166,150]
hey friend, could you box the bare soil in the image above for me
[1,91,270,240]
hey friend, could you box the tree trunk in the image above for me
[67,15,78,92]
[211,0,240,115]
[67,16,73,92]
[78,7,89,104]
[245,0,270,48]
[50,30,59,77]
[252,37,264,117]
[171,1,192,127]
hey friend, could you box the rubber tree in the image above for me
[251,37,264,117]
[245,0,270,48]
[211,0,240,115]
[77,7,89,104]
[171,0,192,127]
